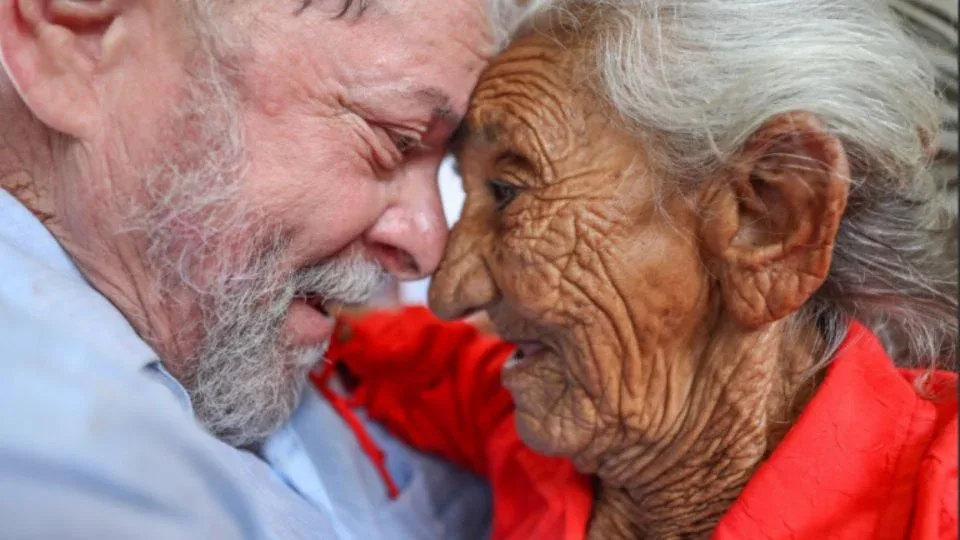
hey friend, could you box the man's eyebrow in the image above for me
[414,87,461,131]
[295,0,372,19]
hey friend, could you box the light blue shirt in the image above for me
[0,189,491,539]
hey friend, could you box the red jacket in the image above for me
[316,307,958,539]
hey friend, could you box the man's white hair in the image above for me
[505,0,956,371]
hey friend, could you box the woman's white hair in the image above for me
[513,0,957,371]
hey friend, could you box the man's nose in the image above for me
[364,165,448,280]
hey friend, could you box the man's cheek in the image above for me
[283,186,385,259]
[243,155,385,262]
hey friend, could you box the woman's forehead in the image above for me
[456,36,581,149]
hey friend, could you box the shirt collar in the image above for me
[0,189,85,279]
[0,188,169,378]
[714,322,957,538]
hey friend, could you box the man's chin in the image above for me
[191,345,324,448]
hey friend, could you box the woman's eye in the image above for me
[487,179,520,210]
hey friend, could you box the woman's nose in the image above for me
[364,166,449,281]
[428,221,498,320]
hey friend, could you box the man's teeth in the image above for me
[302,295,330,316]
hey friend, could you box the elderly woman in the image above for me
[314,0,958,538]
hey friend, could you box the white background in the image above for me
[399,157,466,304]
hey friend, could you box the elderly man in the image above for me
[0,0,534,537]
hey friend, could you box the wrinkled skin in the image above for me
[438,39,714,459]
[431,32,849,538]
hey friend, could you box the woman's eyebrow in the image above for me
[450,121,502,154]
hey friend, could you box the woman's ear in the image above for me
[699,111,850,328]
[0,0,125,138]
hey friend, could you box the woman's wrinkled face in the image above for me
[429,34,715,465]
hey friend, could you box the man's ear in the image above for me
[0,0,123,138]
[699,111,850,328]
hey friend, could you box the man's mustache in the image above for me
[291,255,388,307]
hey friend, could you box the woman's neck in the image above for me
[585,321,825,539]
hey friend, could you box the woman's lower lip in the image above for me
[286,298,336,347]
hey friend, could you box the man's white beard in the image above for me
[131,43,386,448]
[190,249,385,448]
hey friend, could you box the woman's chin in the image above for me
[513,410,566,456]
[511,401,591,459]
[502,347,596,458]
